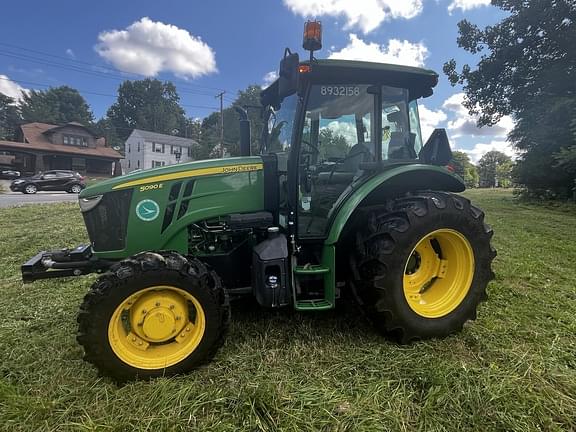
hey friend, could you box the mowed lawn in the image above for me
[0,189,574,431]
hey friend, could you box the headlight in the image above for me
[79,195,103,212]
[12,179,24,184]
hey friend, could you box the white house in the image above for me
[121,129,199,174]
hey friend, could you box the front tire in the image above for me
[351,192,496,343]
[69,184,82,193]
[77,251,230,381]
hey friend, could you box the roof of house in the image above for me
[130,129,199,148]
[0,122,123,160]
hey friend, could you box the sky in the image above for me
[0,0,515,162]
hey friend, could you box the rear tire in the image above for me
[350,192,496,343]
[24,184,37,194]
[77,251,230,382]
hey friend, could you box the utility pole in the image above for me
[215,91,225,158]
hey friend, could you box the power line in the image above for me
[0,76,219,110]
[0,50,223,100]
[0,42,230,93]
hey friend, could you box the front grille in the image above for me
[83,189,133,251]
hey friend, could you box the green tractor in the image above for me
[22,23,495,381]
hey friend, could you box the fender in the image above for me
[325,164,465,245]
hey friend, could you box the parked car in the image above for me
[0,167,20,180]
[10,170,86,194]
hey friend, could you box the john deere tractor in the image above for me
[22,22,495,381]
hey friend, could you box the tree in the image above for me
[0,93,21,140]
[444,0,576,197]
[20,86,94,125]
[318,128,349,159]
[106,79,188,145]
[199,85,265,158]
[451,151,479,188]
[478,150,512,188]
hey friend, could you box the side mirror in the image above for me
[419,128,453,166]
[278,50,299,99]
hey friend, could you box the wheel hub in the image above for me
[403,229,474,318]
[130,291,188,343]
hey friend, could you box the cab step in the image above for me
[295,299,334,311]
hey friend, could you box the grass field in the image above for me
[0,189,575,431]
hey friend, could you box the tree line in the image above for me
[0,77,514,188]
[445,0,576,199]
[0,79,265,160]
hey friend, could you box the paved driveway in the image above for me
[0,180,79,208]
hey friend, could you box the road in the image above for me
[0,181,79,208]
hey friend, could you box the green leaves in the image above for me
[20,86,94,125]
[106,78,187,144]
[446,0,576,197]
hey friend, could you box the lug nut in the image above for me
[142,309,147,314]
[155,302,160,307]
[169,304,175,309]
[186,327,190,332]
[132,337,136,342]
[175,316,181,321]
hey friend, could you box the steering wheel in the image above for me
[301,139,320,154]
[324,146,372,182]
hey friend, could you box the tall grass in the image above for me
[0,189,574,431]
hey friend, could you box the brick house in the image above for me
[0,122,122,176]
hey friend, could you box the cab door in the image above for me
[295,84,379,239]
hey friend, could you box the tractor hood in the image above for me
[79,156,264,198]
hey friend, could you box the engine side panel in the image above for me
[91,159,265,259]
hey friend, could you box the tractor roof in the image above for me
[306,59,438,81]
[261,58,439,106]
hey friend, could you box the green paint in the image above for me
[90,156,265,260]
[325,164,465,245]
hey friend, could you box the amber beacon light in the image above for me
[303,20,322,53]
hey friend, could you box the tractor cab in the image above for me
[261,58,440,238]
[254,23,452,309]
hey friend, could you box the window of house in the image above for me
[171,145,181,155]
[137,160,140,168]
[128,160,131,168]
[64,135,88,147]
[137,142,141,152]
[153,142,164,153]
[128,143,131,153]
[152,160,165,168]
[187,147,192,157]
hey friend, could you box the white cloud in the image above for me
[448,0,491,13]
[96,17,217,78]
[65,48,75,58]
[325,120,357,145]
[458,140,517,163]
[283,0,423,33]
[263,71,278,87]
[442,92,514,140]
[418,104,447,142]
[329,34,428,67]
[0,75,28,101]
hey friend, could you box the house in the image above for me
[0,122,122,176]
[122,129,198,174]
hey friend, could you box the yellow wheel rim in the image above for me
[403,229,474,318]
[108,286,206,370]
